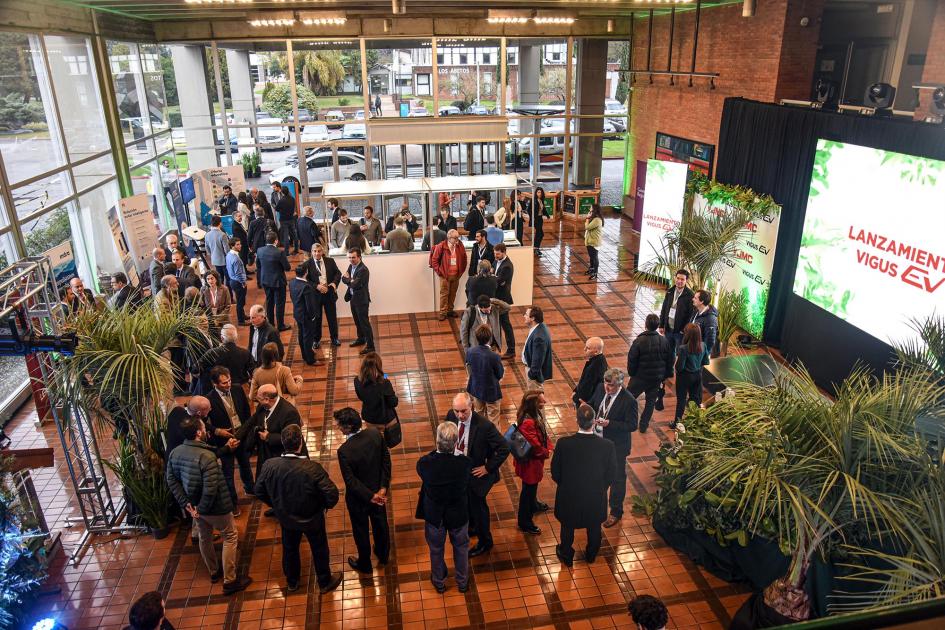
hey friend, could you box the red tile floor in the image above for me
[14,215,754,629]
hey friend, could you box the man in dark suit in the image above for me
[248,305,284,363]
[588,369,638,527]
[109,272,142,310]
[256,231,291,331]
[149,247,167,297]
[572,337,607,407]
[247,206,273,258]
[254,424,342,594]
[304,243,341,348]
[492,243,515,358]
[273,183,299,256]
[658,269,695,355]
[445,392,510,558]
[297,205,322,254]
[65,277,100,315]
[551,404,617,567]
[218,184,237,216]
[335,407,391,574]
[466,260,498,307]
[170,250,200,297]
[207,366,255,511]
[416,421,473,593]
[289,263,318,365]
[468,230,494,272]
[249,384,307,478]
[464,326,504,423]
[342,247,374,354]
[205,324,256,385]
[523,306,553,390]
[463,197,486,236]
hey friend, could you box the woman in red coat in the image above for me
[514,390,553,535]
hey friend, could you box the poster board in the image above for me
[107,205,140,286]
[192,166,246,227]
[636,160,689,280]
[119,193,161,276]
[44,240,77,297]
[693,194,781,339]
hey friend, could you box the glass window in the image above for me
[436,38,500,117]
[44,34,110,162]
[0,31,66,184]
[108,41,149,143]
[366,39,434,118]
[73,182,122,285]
[141,43,169,134]
[73,153,116,192]
[11,171,73,221]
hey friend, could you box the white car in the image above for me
[324,110,346,127]
[354,110,366,120]
[269,150,366,190]
[438,105,462,116]
[408,107,431,117]
[342,123,366,140]
[300,123,330,143]
[605,98,627,116]
[256,117,289,147]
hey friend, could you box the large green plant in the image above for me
[716,288,746,356]
[104,436,171,530]
[635,174,780,292]
[642,365,941,621]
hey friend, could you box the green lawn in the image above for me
[316,95,365,108]
[603,139,627,159]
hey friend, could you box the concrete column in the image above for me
[170,45,216,171]
[517,45,541,184]
[572,39,607,189]
[224,49,258,141]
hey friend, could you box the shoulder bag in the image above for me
[379,382,403,449]
[503,422,532,462]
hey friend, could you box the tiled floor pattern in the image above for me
[15,215,753,629]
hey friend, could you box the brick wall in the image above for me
[628,0,824,191]
[917,0,945,116]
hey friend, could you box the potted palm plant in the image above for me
[715,288,747,357]
[50,304,210,533]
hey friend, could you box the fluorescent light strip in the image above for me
[533,17,576,24]
[301,18,347,25]
[249,18,296,27]
[185,0,252,4]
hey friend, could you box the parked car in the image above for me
[607,117,627,133]
[296,108,314,123]
[300,123,330,143]
[438,105,462,116]
[408,107,431,117]
[466,105,489,115]
[324,110,346,127]
[342,123,366,140]
[256,117,289,147]
[354,110,366,120]
[269,150,366,190]
[605,98,627,116]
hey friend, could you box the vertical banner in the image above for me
[694,194,781,339]
[44,240,77,296]
[633,159,647,232]
[119,193,161,276]
[165,179,190,237]
[107,205,140,286]
[192,166,246,227]
[636,159,689,280]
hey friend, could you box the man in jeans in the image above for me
[431,229,468,320]
[165,417,252,595]
[627,314,674,433]
[225,238,248,324]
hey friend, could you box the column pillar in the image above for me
[170,45,216,171]
[224,49,258,143]
[572,38,607,189]
[517,45,541,184]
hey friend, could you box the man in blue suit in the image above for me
[289,263,319,365]
[255,231,291,331]
[464,324,504,423]
[522,306,553,390]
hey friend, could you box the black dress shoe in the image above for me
[534,501,550,512]
[518,524,541,535]
[314,341,321,349]
[468,543,492,558]
[555,545,573,567]
[286,582,300,593]
[347,556,371,573]
[210,570,223,583]
[331,339,342,346]
[319,572,343,594]
[359,347,374,355]
[350,339,366,347]
[223,575,253,595]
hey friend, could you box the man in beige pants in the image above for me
[431,229,468,320]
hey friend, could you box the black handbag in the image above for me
[380,392,402,449]
[503,422,532,461]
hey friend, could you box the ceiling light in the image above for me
[299,11,347,25]
[248,11,295,27]
[533,16,575,25]
[186,0,252,4]
[249,18,295,27]
[487,9,530,24]
[487,17,529,24]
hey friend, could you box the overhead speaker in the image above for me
[865,82,896,113]
[932,86,945,115]
[814,78,838,110]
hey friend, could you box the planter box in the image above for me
[561,190,600,221]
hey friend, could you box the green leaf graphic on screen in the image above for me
[648,160,667,179]
[808,140,841,198]
[880,149,943,186]
[795,218,850,318]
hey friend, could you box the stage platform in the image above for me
[701,353,786,395]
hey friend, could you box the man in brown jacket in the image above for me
[431,229,468,320]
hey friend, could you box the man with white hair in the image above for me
[416,421,473,593]
[201,324,256,386]
[573,337,607,407]
[297,205,322,254]
[247,304,284,362]
[445,391,509,558]
[588,368,638,528]
[431,229,467,320]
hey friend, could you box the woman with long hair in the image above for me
[344,222,370,254]
[584,203,604,280]
[513,390,553,535]
[249,342,303,405]
[354,351,398,427]
[200,269,231,330]
[673,322,710,428]
[494,197,511,228]
[531,186,546,255]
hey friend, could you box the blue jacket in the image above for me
[485,226,504,246]
[523,322,553,383]
[205,227,229,266]
[226,250,246,284]
[692,305,719,353]
[256,244,290,288]
[465,344,505,403]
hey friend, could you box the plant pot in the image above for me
[720,340,729,357]
[243,168,252,178]
[253,167,261,178]
[151,525,170,540]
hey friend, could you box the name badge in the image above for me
[669,307,676,319]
